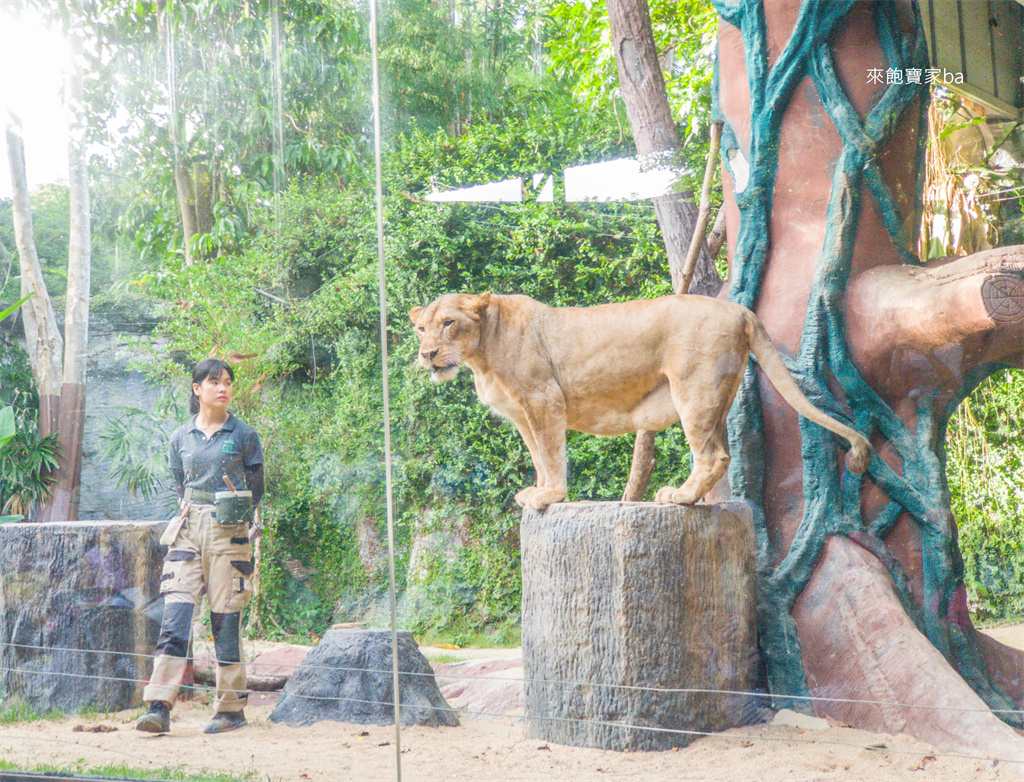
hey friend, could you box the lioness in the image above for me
[410,293,871,510]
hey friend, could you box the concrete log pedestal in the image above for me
[521,502,760,751]
[0,520,165,714]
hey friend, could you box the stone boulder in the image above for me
[269,629,459,728]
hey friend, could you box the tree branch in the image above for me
[846,246,1024,396]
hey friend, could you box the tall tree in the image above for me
[604,0,722,500]
[4,0,93,521]
[46,7,92,520]
[3,110,63,440]
[605,0,719,296]
[89,0,369,268]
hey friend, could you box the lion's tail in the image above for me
[743,310,872,474]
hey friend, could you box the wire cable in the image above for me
[1,683,1022,770]
[3,641,1023,719]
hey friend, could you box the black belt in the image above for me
[183,488,216,503]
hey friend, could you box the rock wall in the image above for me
[78,319,173,521]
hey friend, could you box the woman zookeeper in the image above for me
[137,358,265,735]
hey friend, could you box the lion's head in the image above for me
[409,293,491,383]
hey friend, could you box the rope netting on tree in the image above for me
[713,0,1020,724]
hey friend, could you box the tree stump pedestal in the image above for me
[521,502,759,750]
[0,520,166,714]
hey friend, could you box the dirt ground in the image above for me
[0,627,1022,781]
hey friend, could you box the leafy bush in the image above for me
[947,370,1024,623]
[97,387,183,509]
[0,344,60,522]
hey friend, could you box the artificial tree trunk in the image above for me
[714,0,1023,759]
[521,502,758,750]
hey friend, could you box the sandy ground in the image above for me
[0,629,1022,781]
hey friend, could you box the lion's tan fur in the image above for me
[410,293,871,510]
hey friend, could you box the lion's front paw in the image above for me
[654,485,700,505]
[515,487,565,511]
[654,485,677,503]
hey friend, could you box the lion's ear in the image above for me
[409,306,424,324]
[471,292,491,318]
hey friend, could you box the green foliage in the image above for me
[540,0,724,280]
[0,186,70,297]
[81,0,372,266]
[547,0,716,126]
[947,370,1024,623]
[0,423,60,520]
[545,0,718,192]
[0,343,59,521]
[0,756,258,782]
[921,92,1024,261]
[0,179,147,300]
[0,694,64,724]
[0,300,21,451]
[0,406,14,448]
[0,294,33,324]
[380,0,545,135]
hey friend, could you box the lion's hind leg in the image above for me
[654,428,730,504]
[515,486,566,511]
[655,363,740,505]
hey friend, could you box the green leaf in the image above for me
[0,294,33,323]
[937,114,985,139]
[0,406,15,450]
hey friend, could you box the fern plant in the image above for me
[97,386,183,507]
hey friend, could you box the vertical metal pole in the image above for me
[271,0,284,200]
[369,2,403,779]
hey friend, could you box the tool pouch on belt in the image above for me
[214,490,254,525]
[159,503,191,546]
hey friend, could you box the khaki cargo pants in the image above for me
[143,503,253,713]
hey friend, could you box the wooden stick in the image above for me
[679,120,723,297]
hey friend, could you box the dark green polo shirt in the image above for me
[168,413,264,501]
